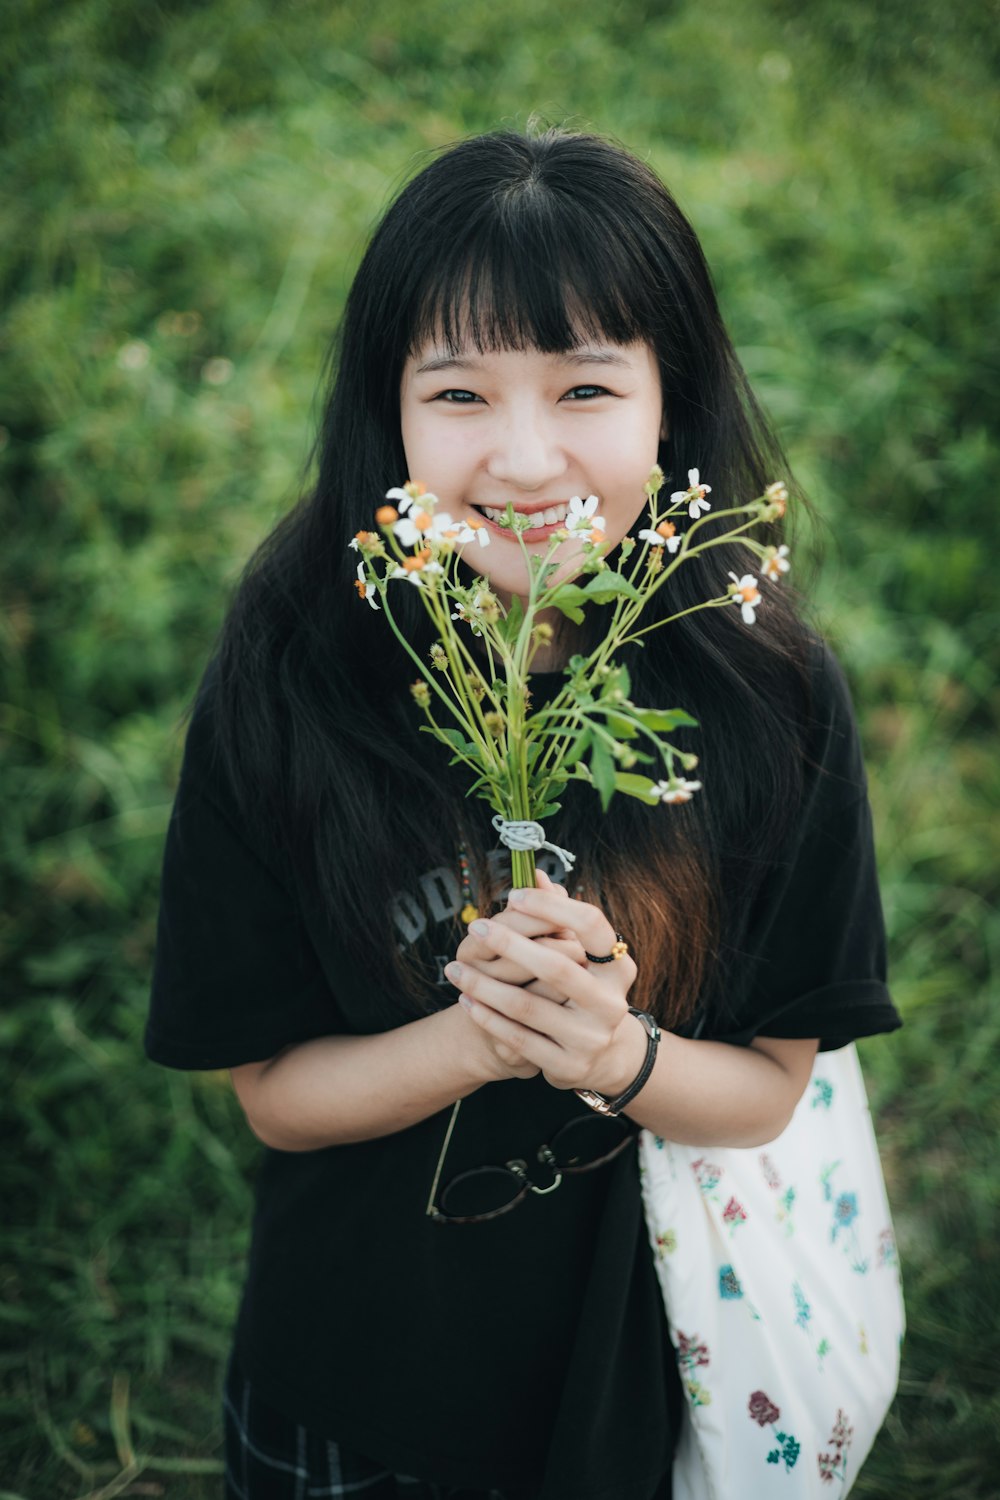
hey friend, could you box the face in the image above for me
[399,338,665,614]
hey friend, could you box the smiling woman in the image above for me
[399,341,665,639]
[144,127,900,1500]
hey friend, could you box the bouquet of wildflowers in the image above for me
[350,467,790,893]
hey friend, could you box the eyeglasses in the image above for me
[425,1098,637,1225]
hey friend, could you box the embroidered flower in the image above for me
[671,468,712,518]
[676,1331,710,1370]
[812,1078,834,1110]
[877,1227,898,1267]
[719,1265,743,1300]
[722,1196,748,1226]
[793,1281,811,1329]
[772,1434,800,1471]
[831,1409,854,1450]
[832,1192,859,1237]
[728,572,762,624]
[692,1158,722,1192]
[760,1154,781,1190]
[353,561,380,610]
[748,1391,780,1427]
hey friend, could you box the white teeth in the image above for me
[481,503,569,528]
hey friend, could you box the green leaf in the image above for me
[603,710,639,739]
[547,584,589,624]
[563,724,593,765]
[632,707,699,732]
[497,593,524,644]
[531,800,562,820]
[589,738,617,811]
[613,773,661,801]
[582,572,643,603]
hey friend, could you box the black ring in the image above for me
[585,932,628,964]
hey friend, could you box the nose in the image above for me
[485,411,568,492]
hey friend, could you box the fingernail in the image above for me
[507,889,526,904]
[444,961,463,980]
[458,994,474,1012]
[469,919,490,936]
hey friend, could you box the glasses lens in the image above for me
[550,1115,634,1170]
[439,1166,524,1221]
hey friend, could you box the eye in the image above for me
[432,388,484,404]
[561,384,613,401]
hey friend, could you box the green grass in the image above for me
[2,0,998,1494]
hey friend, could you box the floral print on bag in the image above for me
[676,1331,712,1406]
[817,1408,855,1485]
[748,1390,801,1471]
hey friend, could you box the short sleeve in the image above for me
[144,667,342,1071]
[703,643,901,1053]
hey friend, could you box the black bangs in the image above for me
[405,205,657,359]
[384,131,679,362]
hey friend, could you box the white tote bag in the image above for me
[638,1043,904,1499]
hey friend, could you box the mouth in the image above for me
[470,500,571,540]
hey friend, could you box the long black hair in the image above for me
[210,127,813,1030]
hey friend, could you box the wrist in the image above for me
[587,1009,652,1100]
[575,1008,659,1116]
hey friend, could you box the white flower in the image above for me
[638,520,681,553]
[451,601,484,635]
[395,508,490,550]
[651,777,703,804]
[670,468,712,519]
[354,562,380,610]
[566,494,606,532]
[385,483,440,515]
[728,572,762,624]
[388,559,444,588]
[762,545,790,582]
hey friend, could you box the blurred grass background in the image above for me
[1,0,998,1495]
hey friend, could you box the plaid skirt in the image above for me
[223,1354,538,1500]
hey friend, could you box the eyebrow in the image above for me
[413,348,636,375]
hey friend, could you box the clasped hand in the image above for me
[444,869,642,1095]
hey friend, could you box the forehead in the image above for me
[404,340,655,376]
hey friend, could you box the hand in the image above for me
[454,868,589,1002]
[444,878,647,1097]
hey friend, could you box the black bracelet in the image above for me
[574,1007,661,1117]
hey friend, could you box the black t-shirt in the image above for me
[145,642,900,1499]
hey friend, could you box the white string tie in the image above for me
[492,815,577,873]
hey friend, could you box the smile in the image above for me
[473,501,570,537]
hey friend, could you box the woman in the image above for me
[145,128,900,1500]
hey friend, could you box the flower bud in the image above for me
[429,643,448,671]
[644,464,666,499]
[484,711,505,739]
[410,680,431,708]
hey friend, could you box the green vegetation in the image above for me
[2,0,997,1494]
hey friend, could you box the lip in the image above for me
[473,509,570,543]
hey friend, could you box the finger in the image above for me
[453,936,629,1033]
[535,868,569,898]
[505,886,620,962]
[458,992,563,1072]
[454,934,587,983]
[476,912,632,1008]
[457,906,581,966]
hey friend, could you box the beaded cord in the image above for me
[458,844,585,924]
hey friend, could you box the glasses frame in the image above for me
[425,1097,637,1225]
